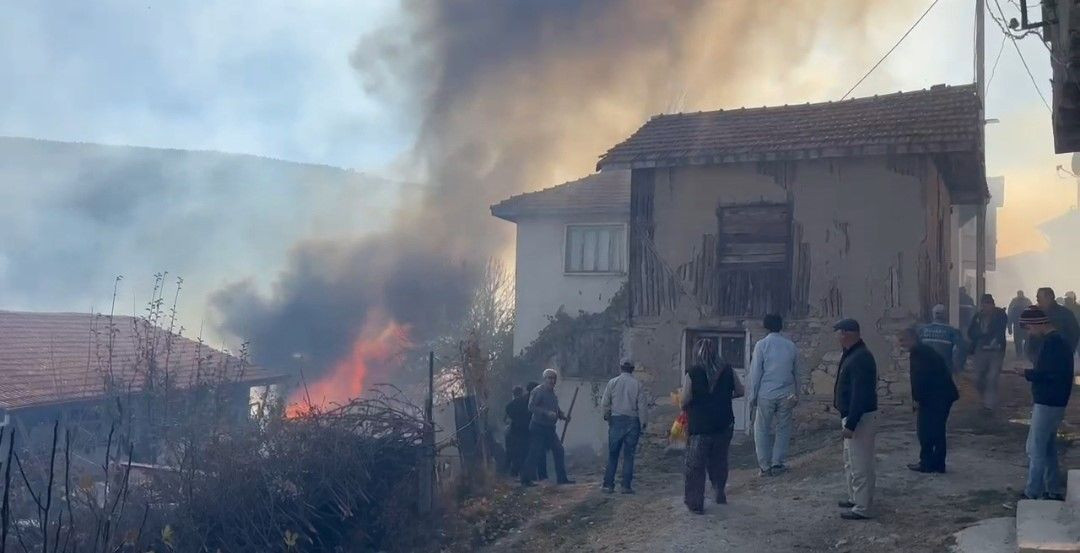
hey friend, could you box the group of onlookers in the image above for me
[504,372,575,487]
[504,285,1078,520]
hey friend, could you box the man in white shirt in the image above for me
[600,359,649,494]
[748,314,800,476]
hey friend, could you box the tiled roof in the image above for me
[491,171,630,222]
[0,311,283,411]
[597,84,982,170]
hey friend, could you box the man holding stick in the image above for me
[521,368,575,487]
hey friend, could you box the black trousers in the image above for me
[505,429,529,476]
[917,402,952,471]
[684,425,733,511]
[521,423,567,484]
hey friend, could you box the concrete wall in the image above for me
[628,157,953,409]
[513,215,627,354]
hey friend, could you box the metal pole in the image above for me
[975,0,988,300]
[419,351,435,515]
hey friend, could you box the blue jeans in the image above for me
[1025,404,1066,498]
[603,415,641,489]
[754,397,794,471]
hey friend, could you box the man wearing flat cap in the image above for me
[600,358,649,494]
[832,319,879,520]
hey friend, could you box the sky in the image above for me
[0,0,1074,342]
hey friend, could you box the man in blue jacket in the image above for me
[1010,307,1073,501]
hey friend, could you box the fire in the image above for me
[286,315,412,417]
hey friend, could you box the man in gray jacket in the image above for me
[601,359,649,494]
[521,369,574,487]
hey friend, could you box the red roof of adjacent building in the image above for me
[597,84,982,170]
[0,310,282,411]
[490,170,630,222]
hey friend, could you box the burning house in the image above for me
[589,84,987,422]
[0,310,283,458]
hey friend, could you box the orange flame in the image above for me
[286,314,412,417]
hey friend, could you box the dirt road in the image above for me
[487,362,1079,552]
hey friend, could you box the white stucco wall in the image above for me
[512,215,627,354]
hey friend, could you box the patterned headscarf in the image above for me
[692,339,722,391]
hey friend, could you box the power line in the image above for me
[985,33,1007,95]
[1010,36,1052,111]
[840,0,943,100]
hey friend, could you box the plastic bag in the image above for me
[668,411,688,450]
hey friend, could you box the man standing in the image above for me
[832,319,878,521]
[504,386,531,477]
[1030,287,1080,360]
[748,314,800,476]
[1011,307,1073,500]
[1064,291,1080,323]
[600,359,648,494]
[682,339,744,513]
[918,304,965,374]
[959,287,977,332]
[967,294,1009,411]
[900,328,959,473]
[1008,291,1033,357]
[521,369,574,487]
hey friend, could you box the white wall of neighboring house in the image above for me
[512,215,627,354]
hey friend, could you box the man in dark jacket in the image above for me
[1029,287,1080,360]
[900,328,959,473]
[504,386,531,477]
[680,338,744,513]
[832,319,878,520]
[968,294,1008,411]
[1008,291,1033,357]
[1010,307,1073,500]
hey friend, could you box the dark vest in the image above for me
[686,364,735,436]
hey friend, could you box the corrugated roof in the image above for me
[0,310,283,411]
[597,84,982,170]
[491,170,630,222]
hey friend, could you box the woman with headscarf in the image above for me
[680,338,744,513]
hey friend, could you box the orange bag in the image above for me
[669,411,688,449]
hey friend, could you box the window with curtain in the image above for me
[564,224,626,274]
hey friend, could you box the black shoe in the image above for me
[715,492,727,505]
[620,487,635,495]
[556,479,576,485]
[1018,493,1038,501]
[770,464,787,474]
[601,486,615,494]
[840,511,871,521]
[759,468,773,477]
[907,463,932,473]
[1044,493,1066,501]
[837,500,856,509]
[521,481,537,488]
[687,505,705,514]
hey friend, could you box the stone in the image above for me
[1017,500,1080,552]
[951,518,1016,553]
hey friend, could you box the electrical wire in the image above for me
[985,0,1054,111]
[985,33,1008,95]
[840,0,943,100]
[1009,34,1052,111]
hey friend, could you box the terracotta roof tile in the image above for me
[490,171,630,222]
[0,311,282,411]
[597,84,982,169]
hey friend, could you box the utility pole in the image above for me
[419,351,435,515]
[975,0,988,300]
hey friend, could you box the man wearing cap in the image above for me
[918,304,965,374]
[1007,291,1033,357]
[600,359,649,494]
[521,368,574,487]
[832,319,878,520]
[1029,287,1080,361]
[967,294,1009,411]
[1010,307,1073,500]
[748,313,800,476]
[899,327,958,473]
